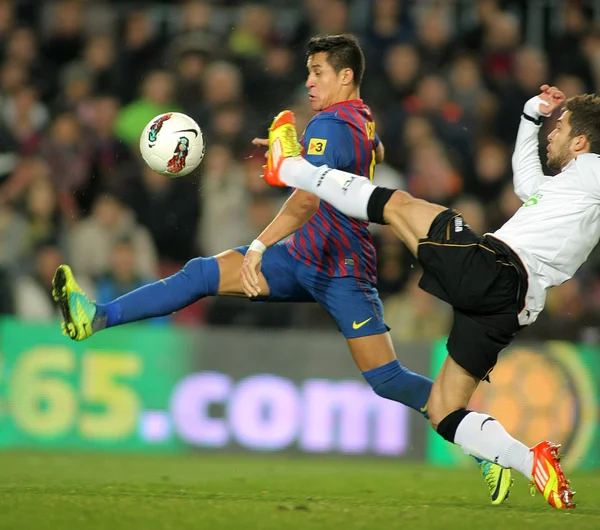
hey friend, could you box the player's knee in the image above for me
[179,256,219,297]
[385,190,417,213]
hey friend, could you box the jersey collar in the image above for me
[323,99,363,111]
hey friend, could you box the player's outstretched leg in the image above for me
[53,256,220,341]
[430,356,575,509]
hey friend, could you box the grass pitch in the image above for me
[0,452,598,530]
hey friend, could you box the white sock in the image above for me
[454,412,534,479]
[280,158,376,221]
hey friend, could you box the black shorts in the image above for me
[417,209,527,380]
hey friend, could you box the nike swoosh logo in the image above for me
[352,317,372,330]
[481,416,495,430]
[175,128,199,137]
[491,468,503,501]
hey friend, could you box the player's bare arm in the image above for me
[240,189,320,297]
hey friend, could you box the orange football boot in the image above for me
[263,110,302,187]
[530,441,576,509]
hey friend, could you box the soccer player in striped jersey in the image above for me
[53,34,508,504]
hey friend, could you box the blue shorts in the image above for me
[235,242,388,339]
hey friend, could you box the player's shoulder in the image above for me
[573,152,600,172]
[307,109,348,128]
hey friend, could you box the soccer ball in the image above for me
[140,112,205,177]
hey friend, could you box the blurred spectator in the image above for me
[363,0,414,66]
[363,43,420,109]
[451,195,487,234]
[178,0,215,37]
[469,137,510,204]
[21,167,64,266]
[2,85,49,149]
[78,94,133,212]
[68,193,158,280]
[384,269,452,342]
[115,70,178,148]
[479,10,521,88]
[243,45,302,119]
[184,61,244,137]
[126,165,199,264]
[0,200,27,273]
[212,103,248,149]
[115,9,166,103]
[80,34,119,96]
[173,48,209,109]
[400,74,473,177]
[494,47,548,145]
[405,137,462,205]
[37,110,95,219]
[13,239,94,321]
[0,58,29,98]
[549,1,594,91]
[458,0,501,53]
[0,0,15,47]
[95,238,169,325]
[198,143,251,255]
[43,0,85,72]
[371,225,412,298]
[5,26,51,99]
[55,61,94,114]
[229,4,275,60]
[488,181,523,231]
[415,8,454,72]
[448,53,496,139]
[311,0,349,37]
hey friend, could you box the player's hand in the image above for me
[252,138,268,147]
[252,138,269,177]
[539,85,566,115]
[240,250,263,298]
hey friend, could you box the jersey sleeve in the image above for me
[512,116,552,202]
[374,132,381,148]
[303,117,353,170]
[575,154,600,201]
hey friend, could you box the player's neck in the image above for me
[327,89,361,108]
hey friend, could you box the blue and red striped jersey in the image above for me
[286,99,379,283]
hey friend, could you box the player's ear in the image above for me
[341,67,354,87]
[573,134,590,153]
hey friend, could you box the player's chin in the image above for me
[309,99,322,112]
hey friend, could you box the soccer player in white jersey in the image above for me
[256,84,591,509]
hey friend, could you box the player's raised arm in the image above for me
[512,85,565,201]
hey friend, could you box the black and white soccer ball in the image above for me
[140,112,205,177]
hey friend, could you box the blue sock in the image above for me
[363,361,485,467]
[95,257,220,328]
[362,359,433,418]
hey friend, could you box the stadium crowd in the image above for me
[1,0,599,343]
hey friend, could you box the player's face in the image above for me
[547,111,574,170]
[306,52,345,111]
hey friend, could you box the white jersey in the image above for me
[490,116,600,325]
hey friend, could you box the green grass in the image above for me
[0,452,598,530]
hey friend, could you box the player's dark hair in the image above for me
[307,34,365,87]
[564,94,600,154]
